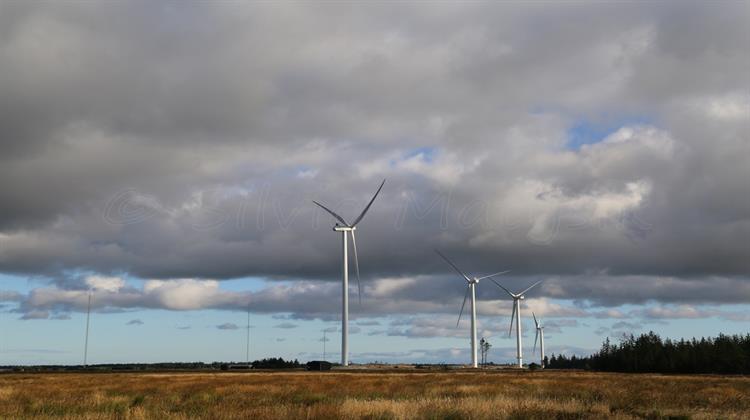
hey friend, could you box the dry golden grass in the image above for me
[0,369,748,419]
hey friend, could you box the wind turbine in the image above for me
[532,312,545,368]
[491,279,543,368]
[83,289,92,368]
[313,179,385,366]
[435,250,510,368]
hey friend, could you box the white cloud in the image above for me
[637,305,710,319]
[85,275,125,292]
[143,279,237,310]
[694,93,750,121]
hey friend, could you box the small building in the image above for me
[306,361,332,371]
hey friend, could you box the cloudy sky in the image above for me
[1,1,748,365]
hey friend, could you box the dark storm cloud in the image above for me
[543,275,750,306]
[0,1,748,311]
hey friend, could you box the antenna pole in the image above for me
[246,307,251,364]
[83,291,92,368]
[323,330,326,361]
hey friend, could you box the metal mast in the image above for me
[83,291,92,368]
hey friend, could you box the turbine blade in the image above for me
[351,179,386,227]
[519,279,544,297]
[312,200,349,226]
[533,329,539,354]
[457,285,470,328]
[350,230,362,306]
[532,311,539,327]
[475,270,511,281]
[490,278,516,298]
[435,249,472,282]
[508,303,516,337]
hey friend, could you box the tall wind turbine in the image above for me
[532,312,545,368]
[491,279,543,368]
[313,179,385,366]
[435,250,510,368]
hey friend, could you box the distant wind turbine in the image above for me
[313,179,385,366]
[83,290,92,368]
[532,312,545,368]
[435,250,510,368]
[491,279,543,368]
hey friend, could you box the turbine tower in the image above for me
[491,279,543,368]
[435,250,510,368]
[532,312,545,368]
[313,179,385,366]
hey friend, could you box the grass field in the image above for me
[1,369,748,419]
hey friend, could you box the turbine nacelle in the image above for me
[532,312,542,329]
[333,225,355,232]
[491,279,543,303]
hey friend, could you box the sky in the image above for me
[0,1,748,365]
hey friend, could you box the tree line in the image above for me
[3,358,303,372]
[547,331,750,374]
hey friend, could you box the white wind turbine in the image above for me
[435,250,510,368]
[491,279,543,368]
[313,179,385,366]
[532,312,545,368]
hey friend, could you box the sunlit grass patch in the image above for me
[0,370,748,419]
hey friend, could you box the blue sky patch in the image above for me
[567,116,654,150]
[403,147,437,163]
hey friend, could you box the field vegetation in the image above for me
[1,369,748,419]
